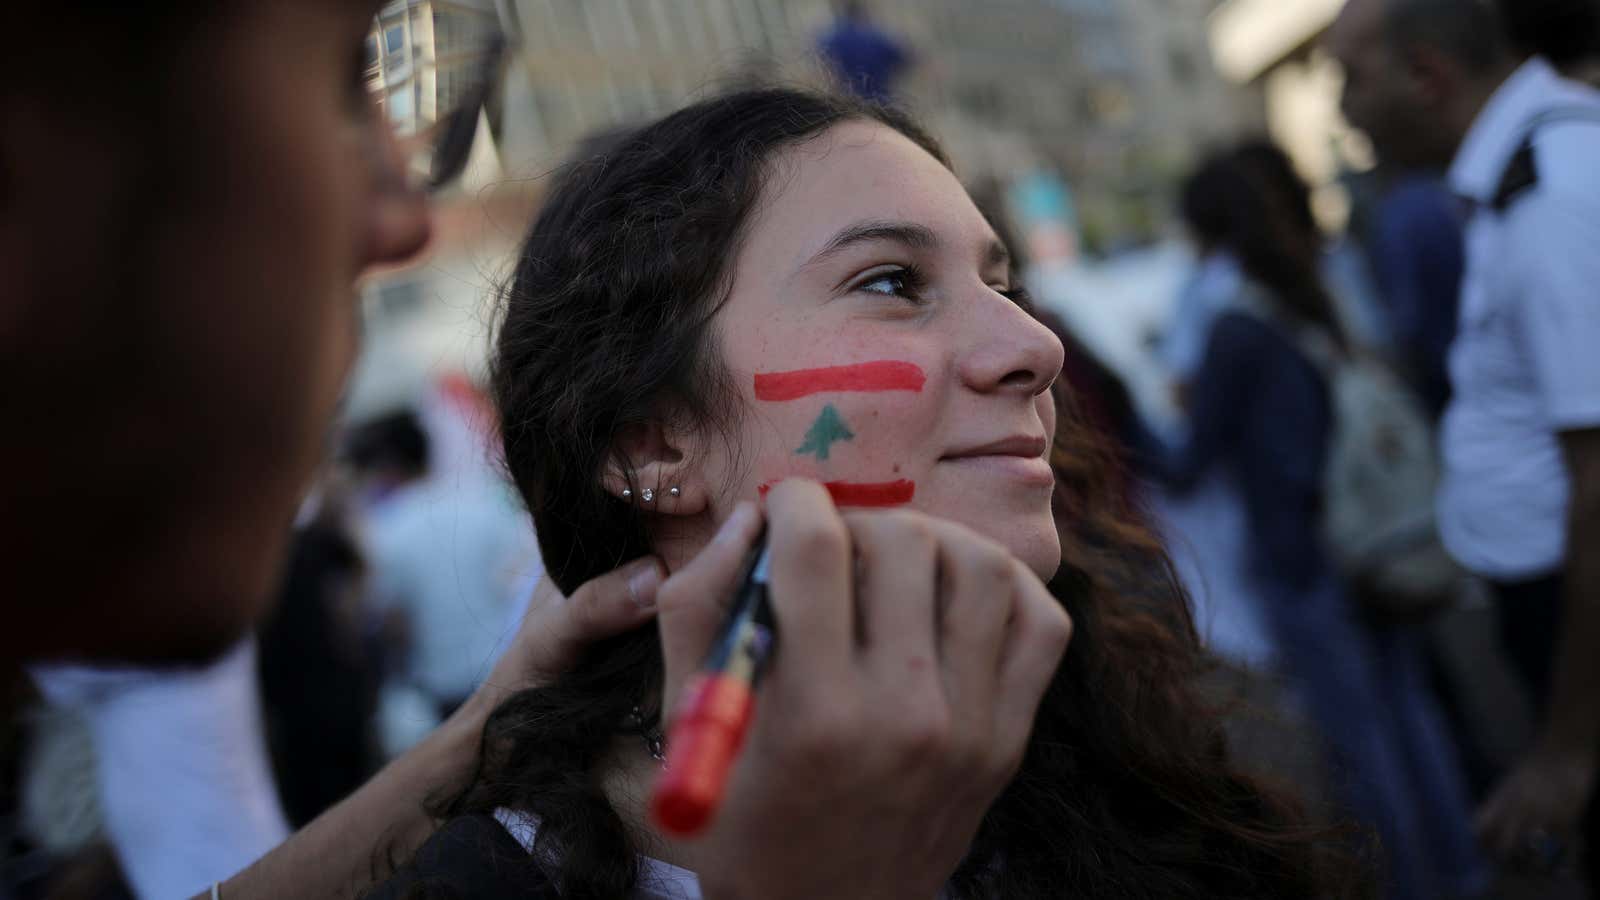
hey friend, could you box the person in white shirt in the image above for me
[351,396,539,717]
[29,641,292,900]
[1331,0,1600,870]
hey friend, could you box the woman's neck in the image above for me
[598,513,729,872]
[602,736,703,871]
[649,518,716,577]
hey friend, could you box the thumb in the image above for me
[554,556,667,657]
[657,502,764,719]
[479,557,664,701]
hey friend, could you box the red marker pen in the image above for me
[651,534,775,836]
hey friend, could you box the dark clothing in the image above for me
[1153,308,1487,897]
[1490,571,1565,707]
[817,18,909,104]
[257,523,381,827]
[1488,572,1600,885]
[1369,176,1465,420]
[1163,311,1333,589]
[367,814,557,899]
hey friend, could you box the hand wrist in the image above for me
[418,692,492,792]
[452,683,497,734]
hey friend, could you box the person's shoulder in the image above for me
[1502,143,1600,244]
[1525,96,1600,199]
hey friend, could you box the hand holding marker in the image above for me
[651,531,775,835]
[652,362,927,834]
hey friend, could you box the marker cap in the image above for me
[651,673,755,835]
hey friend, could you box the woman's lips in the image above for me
[941,452,1055,487]
[940,435,1054,487]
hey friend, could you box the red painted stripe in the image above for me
[758,479,915,508]
[753,361,925,401]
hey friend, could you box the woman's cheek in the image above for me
[1038,391,1059,443]
[747,359,929,508]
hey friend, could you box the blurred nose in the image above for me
[363,115,432,271]
[958,291,1064,400]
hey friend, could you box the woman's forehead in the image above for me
[751,121,995,270]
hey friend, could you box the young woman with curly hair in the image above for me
[373,88,1371,900]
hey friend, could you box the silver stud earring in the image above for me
[621,488,632,501]
[641,487,655,503]
[669,486,682,499]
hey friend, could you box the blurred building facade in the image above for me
[351,0,1265,416]
[1208,0,1370,228]
[489,0,1259,248]
[367,0,499,137]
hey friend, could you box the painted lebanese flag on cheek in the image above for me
[753,361,924,508]
[757,479,916,508]
[752,360,925,401]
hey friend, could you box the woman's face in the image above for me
[694,121,1065,579]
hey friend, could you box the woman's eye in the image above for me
[861,274,908,295]
[854,267,924,302]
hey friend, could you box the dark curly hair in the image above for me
[415,88,1372,899]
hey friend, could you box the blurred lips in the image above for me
[941,435,1054,486]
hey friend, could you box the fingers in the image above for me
[561,557,666,646]
[993,558,1072,765]
[1477,778,1532,859]
[764,481,855,683]
[476,557,664,702]
[844,511,939,689]
[657,502,764,712]
[1474,782,1509,857]
[1473,750,1594,860]
[1475,768,1560,860]
[841,511,1060,789]
[921,519,1015,720]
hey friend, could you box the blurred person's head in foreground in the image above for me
[411,86,1370,899]
[1329,0,1519,169]
[1181,147,1348,348]
[1497,0,1600,82]
[0,4,431,664]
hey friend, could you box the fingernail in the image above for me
[627,558,663,610]
[714,502,757,544]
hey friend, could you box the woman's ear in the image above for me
[600,419,709,517]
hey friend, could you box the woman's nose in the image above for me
[958,292,1064,399]
[362,115,432,271]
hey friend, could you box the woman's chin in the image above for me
[940,511,1064,582]
[1019,534,1064,582]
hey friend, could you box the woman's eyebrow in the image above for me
[800,220,940,272]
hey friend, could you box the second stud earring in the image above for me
[641,488,655,503]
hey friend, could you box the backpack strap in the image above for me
[1228,280,1344,377]
[1493,107,1600,212]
